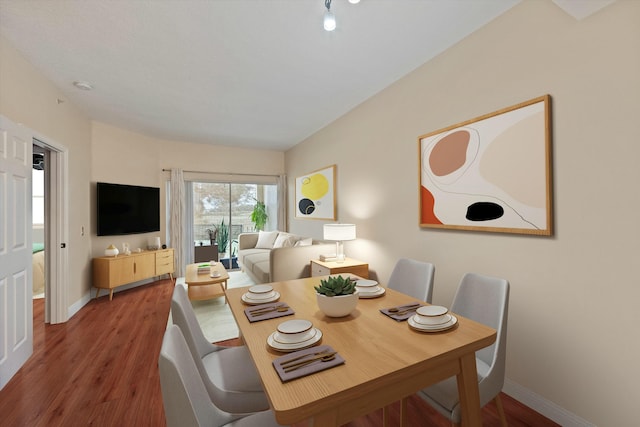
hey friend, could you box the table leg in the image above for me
[456,353,482,427]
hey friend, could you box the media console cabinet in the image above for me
[93,248,174,300]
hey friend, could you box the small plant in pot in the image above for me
[314,276,359,317]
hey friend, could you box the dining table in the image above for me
[225,276,496,427]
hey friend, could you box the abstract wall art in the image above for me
[295,165,336,220]
[418,95,553,235]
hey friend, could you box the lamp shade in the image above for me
[323,224,356,241]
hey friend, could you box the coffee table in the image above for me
[184,262,229,301]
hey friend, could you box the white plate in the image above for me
[356,279,378,287]
[358,287,386,299]
[242,291,280,305]
[416,305,448,317]
[267,328,322,352]
[408,314,457,332]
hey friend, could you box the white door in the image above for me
[0,115,33,390]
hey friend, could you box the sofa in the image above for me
[237,231,335,284]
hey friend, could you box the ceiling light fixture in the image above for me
[73,80,93,91]
[323,0,336,31]
[348,0,360,3]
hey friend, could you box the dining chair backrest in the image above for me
[451,272,509,376]
[170,285,227,404]
[171,284,222,359]
[387,258,435,303]
[159,325,240,427]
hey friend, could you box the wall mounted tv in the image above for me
[97,182,160,236]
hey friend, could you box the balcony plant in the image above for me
[215,219,229,258]
[314,275,359,317]
[250,198,268,231]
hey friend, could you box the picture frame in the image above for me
[295,165,336,220]
[418,95,553,235]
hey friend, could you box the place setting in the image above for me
[269,319,344,382]
[407,305,458,333]
[354,279,386,298]
[266,319,323,352]
[241,284,281,305]
[380,302,425,321]
[244,302,294,322]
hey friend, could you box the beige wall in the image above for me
[1,34,284,310]
[0,35,93,309]
[286,1,639,425]
[91,121,284,257]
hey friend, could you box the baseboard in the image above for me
[68,292,91,319]
[504,378,596,427]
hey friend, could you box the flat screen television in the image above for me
[97,182,160,236]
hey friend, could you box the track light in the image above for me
[324,0,336,31]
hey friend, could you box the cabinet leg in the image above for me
[109,289,114,301]
[95,288,101,299]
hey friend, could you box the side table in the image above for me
[310,257,369,279]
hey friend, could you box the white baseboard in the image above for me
[68,292,91,319]
[504,379,596,427]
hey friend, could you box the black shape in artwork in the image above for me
[298,198,316,215]
[466,202,504,221]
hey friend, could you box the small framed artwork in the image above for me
[418,95,553,235]
[295,165,336,220]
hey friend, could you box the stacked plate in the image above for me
[355,279,386,298]
[267,319,323,352]
[241,284,281,305]
[408,305,458,332]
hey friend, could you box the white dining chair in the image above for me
[159,325,282,427]
[416,272,510,426]
[387,258,435,303]
[170,285,269,414]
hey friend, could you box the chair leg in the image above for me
[495,394,508,427]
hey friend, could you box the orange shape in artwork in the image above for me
[420,186,442,225]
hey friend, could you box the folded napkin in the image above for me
[380,303,425,321]
[244,302,294,323]
[272,345,345,382]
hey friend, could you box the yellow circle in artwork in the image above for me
[301,173,329,200]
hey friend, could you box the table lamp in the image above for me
[323,224,356,263]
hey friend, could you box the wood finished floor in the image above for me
[0,279,560,426]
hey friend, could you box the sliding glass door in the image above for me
[191,182,277,268]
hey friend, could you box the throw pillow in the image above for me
[273,232,296,248]
[255,230,279,249]
[294,237,313,247]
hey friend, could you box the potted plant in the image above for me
[250,198,268,231]
[215,219,229,260]
[314,275,359,317]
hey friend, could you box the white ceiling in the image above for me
[0,0,598,151]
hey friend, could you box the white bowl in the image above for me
[275,319,314,343]
[247,290,276,300]
[415,305,449,325]
[355,279,378,287]
[356,285,381,294]
[249,284,273,294]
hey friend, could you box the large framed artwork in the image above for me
[295,165,336,220]
[419,95,552,235]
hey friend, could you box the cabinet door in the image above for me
[133,253,156,281]
[103,257,135,288]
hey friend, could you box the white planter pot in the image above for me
[316,290,359,317]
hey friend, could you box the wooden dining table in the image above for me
[225,276,496,427]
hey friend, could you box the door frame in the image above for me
[33,135,68,324]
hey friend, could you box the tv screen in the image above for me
[97,182,160,236]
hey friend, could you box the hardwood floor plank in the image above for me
[0,280,559,427]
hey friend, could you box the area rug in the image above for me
[170,270,255,343]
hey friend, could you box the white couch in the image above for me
[237,231,334,284]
